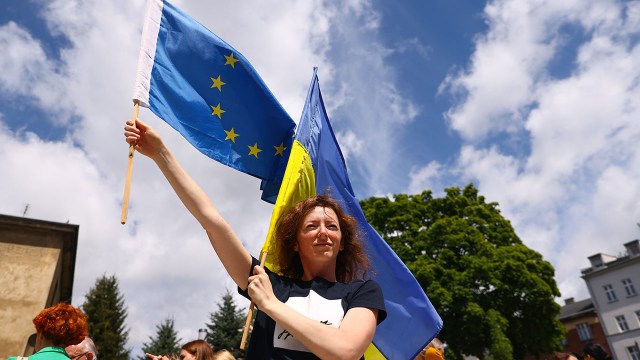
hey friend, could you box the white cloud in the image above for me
[407,161,442,195]
[317,2,421,195]
[0,22,71,121]
[440,0,590,141]
[335,129,363,163]
[443,0,640,302]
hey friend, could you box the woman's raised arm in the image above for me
[124,119,252,288]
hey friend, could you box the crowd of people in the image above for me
[8,299,614,360]
[7,303,237,360]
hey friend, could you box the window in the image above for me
[575,322,592,341]
[636,309,640,324]
[629,344,640,360]
[615,315,629,332]
[622,278,637,296]
[604,284,617,302]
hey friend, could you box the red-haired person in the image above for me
[9,303,88,360]
[125,119,386,359]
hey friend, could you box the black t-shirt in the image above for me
[238,257,386,359]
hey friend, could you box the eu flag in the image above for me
[133,0,295,185]
[262,69,443,359]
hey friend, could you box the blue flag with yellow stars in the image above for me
[133,0,295,189]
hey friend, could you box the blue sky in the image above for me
[2,0,640,355]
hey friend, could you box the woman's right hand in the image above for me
[124,118,164,159]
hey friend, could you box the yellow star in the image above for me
[274,143,286,156]
[224,128,239,143]
[224,53,240,68]
[248,143,262,158]
[210,103,225,119]
[210,75,225,91]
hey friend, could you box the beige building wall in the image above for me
[0,214,78,359]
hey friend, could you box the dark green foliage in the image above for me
[139,317,182,359]
[360,184,564,360]
[82,274,130,360]
[205,289,246,358]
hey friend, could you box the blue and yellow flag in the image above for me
[133,0,295,191]
[263,69,443,359]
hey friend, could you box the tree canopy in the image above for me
[82,274,130,360]
[139,317,182,359]
[360,184,564,360]
[205,289,246,358]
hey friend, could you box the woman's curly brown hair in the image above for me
[274,195,370,282]
[32,303,88,347]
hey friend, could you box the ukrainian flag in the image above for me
[262,69,443,359]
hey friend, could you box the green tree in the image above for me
[205,289,246,358]
[360,184,564,360]
[139,317,182,359]
[82,274,130,360]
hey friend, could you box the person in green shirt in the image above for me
[8,303,88,360]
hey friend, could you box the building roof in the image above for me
[558,298,595,320]
[581,239,640,277]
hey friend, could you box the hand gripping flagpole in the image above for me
[240,251,268,349]
[121,100,139,224]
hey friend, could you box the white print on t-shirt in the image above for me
[273,289,344,352]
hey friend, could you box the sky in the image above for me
[1,0,640,355]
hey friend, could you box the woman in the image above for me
[146,339,215,360]
[125,119,386,360]
[9,303,88,360]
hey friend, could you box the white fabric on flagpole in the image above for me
[132,0,163,108]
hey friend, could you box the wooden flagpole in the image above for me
[121,100,140,224]
[240,251,268,349]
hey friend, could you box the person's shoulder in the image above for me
[343,278,387,323]
[28,346,70,359]
[345,278,382,292]
[339,278,384,303]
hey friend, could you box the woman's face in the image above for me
[179,349,196,360]
[296,206,343,266]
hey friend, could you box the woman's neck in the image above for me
[302,263,337,282]
[35,334,56,351]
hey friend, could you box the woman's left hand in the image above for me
[247,265,277,310]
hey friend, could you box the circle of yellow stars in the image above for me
[208,52,287,160]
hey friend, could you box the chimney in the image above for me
[564,297,575,305]
[588,253,617,268]
[624,239,640,257]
